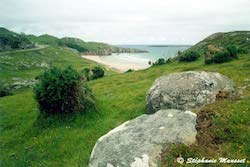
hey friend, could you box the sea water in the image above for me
[98,45,191,70]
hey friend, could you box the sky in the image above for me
[0,0,250,45]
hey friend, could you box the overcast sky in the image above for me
[0,0,250,45]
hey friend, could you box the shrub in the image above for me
[204,57,214,64]
[179,51,200,62]
[238,48,248,54]
[212,50,232,64]
[126,69,134,73]
[166,58,172,63]
[0,85,12,97]
[205,45,239,64]
[82,68,90,81]
[34,66,95,113]
[92,67,104,79]
[157,58,165,65]
[152,58,170,66]
[226,45,238,58]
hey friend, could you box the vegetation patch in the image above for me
[151,58,172,66]
[82,66,105,80]
[160,98,250,166]
[179,51,200,62]
[0,28,35,52]
[205,45,239,64]
[34,66,95,113]
[0,84,12,97]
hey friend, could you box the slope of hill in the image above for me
[58,37,147,55]
[0,31,249,166]
[1,53,249,166]
[0,27,146,55]
[25,33,146,55]
[26,34,59,46]
[186,31,250,54]
[0,28,35,52]
[0,46,113,89]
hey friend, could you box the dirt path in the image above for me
[0,45,49,55]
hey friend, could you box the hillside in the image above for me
[58,37,147,55]
[26,34,59,46]
[0,27,146,55]
[0,31,249,166]
[0,46,113,89]
[186,31,250,54]
[0,28,35,52]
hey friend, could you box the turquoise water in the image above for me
[98,45,191,70]
[119,45,191,61]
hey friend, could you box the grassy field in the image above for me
[0,46,114,86]
[0,48,250,166]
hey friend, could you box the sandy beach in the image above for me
[81,55,149,72]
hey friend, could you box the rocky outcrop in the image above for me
[11,79,37,89]
[89,109,197,167]
[146,71,236,114]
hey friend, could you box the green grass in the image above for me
[0,46,114,86]
[26,34,59,46]
[0,52,250,166]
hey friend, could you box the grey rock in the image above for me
[89,109,197,167]
[11,79,37,89]
[146,71,236,114]
[40,62,49,68]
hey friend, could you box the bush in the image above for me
[34,66,95,113]
[205,45,238,64]
[92,67,104,79]
[212,50,232,63]
[156,58,165,65]
[0,85,12,97]
[82,68,90,81]
[125,69,134,73]
[238,48,248,54]
[179,51,200,62]
[226,45,238,59]
[205,50,232,64]
[152,58,172,66]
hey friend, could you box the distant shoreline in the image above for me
[148,45,192,47]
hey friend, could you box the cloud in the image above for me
[0,0,250,44]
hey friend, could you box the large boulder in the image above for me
[146,71,236,114]
[89,109,197,167]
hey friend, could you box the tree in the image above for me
[34,66,95,113]
[92,67,105,79]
